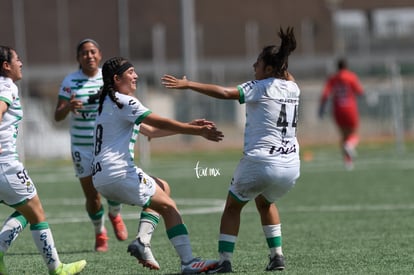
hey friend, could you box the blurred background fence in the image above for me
[2,0,414,159]
[19,58,414,160]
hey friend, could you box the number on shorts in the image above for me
[92,162,102,176]
[72,151,81,162]
[16,169,29,184]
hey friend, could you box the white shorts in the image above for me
[229,157,300,203]
[0,160,37,206]
[71,145,93,178]
[93,167,156,207]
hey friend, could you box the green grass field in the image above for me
[1,142,414,274]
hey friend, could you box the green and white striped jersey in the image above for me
[59,69,103,147]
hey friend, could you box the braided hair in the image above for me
[0,46,14,77]
[260,27,296,79]
[98,57,129,114]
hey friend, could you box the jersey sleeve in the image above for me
[119,95,152,124]
[320,77,334,103]
[350,73,364,95]
[58,74,74,100]
[0,82,14,106]
[237,80,258,104]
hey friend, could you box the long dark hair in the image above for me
[0,45,14,77]
[98,57,128,114]
[260,27,296,79]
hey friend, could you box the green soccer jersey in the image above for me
[58,69,103,147]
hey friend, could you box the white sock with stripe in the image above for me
[31,222,61,272]
[263,224,283,257]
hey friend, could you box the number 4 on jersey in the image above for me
[276,103,298,137]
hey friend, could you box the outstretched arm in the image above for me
[140,119,217,139]
[142,113,224,142]
[161,74,240,100]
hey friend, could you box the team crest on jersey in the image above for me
[63,87,72,94]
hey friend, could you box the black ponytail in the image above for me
[277,27,296,73]
[98,57,128,114]
[260,27,296,79]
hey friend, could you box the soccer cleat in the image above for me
[206,260,232,273]
[265,254,285,271]
[127,238,160,270]
[109,213,128,241]
[95,228,109,252]
[49,260,87,275]
[344,143,357,159]
[181,258,219,274]
[344,159,354,171]
[344,145,355,171]
[0,251,8,275]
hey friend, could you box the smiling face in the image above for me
[77,42,102,77]
[2,50,23,82]
[114,67,138,96]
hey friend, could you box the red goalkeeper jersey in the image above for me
[321,69,363,128]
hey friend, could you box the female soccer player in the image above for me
[54,39,127,252]
[162,27,300,273]
[92,56,223,273]
[319,58,364,170]
[0,45,86,274]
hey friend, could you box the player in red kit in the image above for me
[319,58,364,170]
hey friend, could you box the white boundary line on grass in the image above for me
[24,198,414,224]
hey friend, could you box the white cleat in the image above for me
[127,238,160,270]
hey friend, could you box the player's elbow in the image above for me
[219,88,238,100]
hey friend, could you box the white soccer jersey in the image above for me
[237,78,300,166]
[92,92,151,186]
[0,76,23,162]
[59,69,103,147]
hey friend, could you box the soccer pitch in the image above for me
[1,143,414,274]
